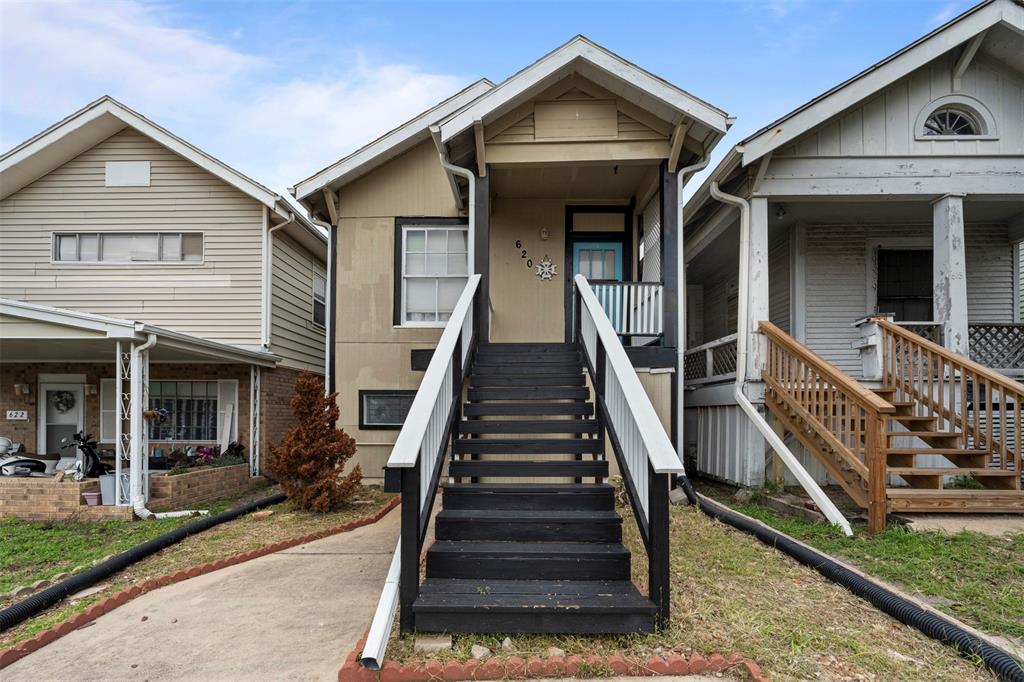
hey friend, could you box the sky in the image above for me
[0,0,980,203]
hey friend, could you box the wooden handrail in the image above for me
[760,320,895,414]
[876,318,1024,397]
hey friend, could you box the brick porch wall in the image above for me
[149,464,266,511]
[0,477,132,521]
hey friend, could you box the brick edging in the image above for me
[0,495,401,670]
[339,629,769,681]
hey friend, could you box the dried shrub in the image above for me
[267,372,361,511]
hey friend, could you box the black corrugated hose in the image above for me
[676,477,1024,681]
[0,492,287,632]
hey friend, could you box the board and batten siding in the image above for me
[804,222,1013,376]
[270,231,326,373]
[0,128,264,346]
[775,53,1024,158]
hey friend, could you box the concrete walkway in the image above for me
[4,507,400,682]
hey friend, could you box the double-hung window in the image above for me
[400,225,468,326]
[312,272,327,328]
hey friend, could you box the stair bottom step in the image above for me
[413,579,655,634]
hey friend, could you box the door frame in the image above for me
[563,205,633,342]
[37,382,85,455]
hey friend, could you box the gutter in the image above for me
[708,182,852,536]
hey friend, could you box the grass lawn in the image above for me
[699,483,1024,645]
[0,484,394,651]
[388,496,996,681]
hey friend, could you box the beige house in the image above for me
[293,37,731,481]
[0,96,326,515]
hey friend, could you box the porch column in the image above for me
[747,197,770,381]
[933,194,969,355]
[474,168,490,342]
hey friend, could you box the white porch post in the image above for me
[249,365,261,477]
[933,194,969,355]
[747,197,770,380]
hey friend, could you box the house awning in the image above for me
[0,299,279,367]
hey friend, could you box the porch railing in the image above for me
[573,274,683,626]
[371,274,479,650]
[969,323,1024,373]
[876,318,1022,482]
[682,334,738,385]
[590,281,664,339]
[761,321,895,533]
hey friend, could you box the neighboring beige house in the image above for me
[0,96,327,515]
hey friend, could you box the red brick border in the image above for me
[339,629,770,681]
[0,495,400,671]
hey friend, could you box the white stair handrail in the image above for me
[575,274,683,475]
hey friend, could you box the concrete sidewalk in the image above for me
[4,507,400,682]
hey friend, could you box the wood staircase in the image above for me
[760,320,1024,532]
[413,342,657,634]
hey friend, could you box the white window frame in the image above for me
[312,271,327,329]
[399,224,469,328]
[51,232,204,265]
[914,94,998,141]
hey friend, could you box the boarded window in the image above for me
[105,161,150,187]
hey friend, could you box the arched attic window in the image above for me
[915,95,997,140]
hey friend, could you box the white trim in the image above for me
[292,80,494,201]
[913,93,999,140]
[398,224,470,328]
[50,231,205,266]
[440,37,729,145]
[740,0,1020,165]
[36,382,85,455]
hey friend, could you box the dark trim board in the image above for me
[411,349,434,371]
[624,346,676,369]
[358,389,416,430]
[327,222,338,399]
[393,217,469,327]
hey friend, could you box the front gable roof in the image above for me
[740,0,1024,166]
[438,36,730,147]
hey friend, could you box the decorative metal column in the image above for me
[249,365,261,477]
[115,341,132,505]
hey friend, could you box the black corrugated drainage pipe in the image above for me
[0,492,287,632]
[675,477,1024,681]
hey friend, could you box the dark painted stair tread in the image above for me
[453,438,604,455]
[463,402,593,416]
[459,419,598,434]
[436,509,622,523]
[470,374,585,387]
[449,459,608,477]
[472,364,583,376]
[428,540,629,557]
[415,580,655,611]
[442,483,615,510]
[479,343,577,352]
[435,508,622,542]
[474,354,582,365]
[468,387,589,401]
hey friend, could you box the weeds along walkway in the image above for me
[2,506,400,682]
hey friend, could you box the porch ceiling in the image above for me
[490,162,656,200]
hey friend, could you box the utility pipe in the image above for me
[262,212,295,348]
[360,539,401,670]
[709,182,853,536]
[674,152,711,464]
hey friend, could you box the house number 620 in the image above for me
[515,240,532,268]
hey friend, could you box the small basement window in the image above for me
[359,390,415,429]
[54,232,202,263]
[313,272,327,328]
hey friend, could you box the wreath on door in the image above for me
[49,390,77,414]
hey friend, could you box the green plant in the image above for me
[168,465,190,476]
[266,372,361,512]
[210,453,245,468]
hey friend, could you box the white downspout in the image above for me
[709,182,852,536]
[437,157,476,275]
[675,154,711,464]
[262,212,295,348]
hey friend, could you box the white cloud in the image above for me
[0,0,468,197]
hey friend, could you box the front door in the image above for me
[37,384,84,455]
[571,242,624,336]
[876,249,933,321]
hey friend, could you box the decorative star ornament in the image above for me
[536,256,557,281]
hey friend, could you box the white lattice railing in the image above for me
[590,281,664,338]
[574,274,681,626]
[683,334,738,385]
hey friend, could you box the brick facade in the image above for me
[258,365,306,472]
[0,477,132,521]
[148,464,266,511]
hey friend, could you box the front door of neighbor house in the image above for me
[876,249,933,321]
[37,384,84,455]
[572,242,624,334]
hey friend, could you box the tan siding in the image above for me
[337,140,458,219]
[270,232,326,373]
[0,128,263,346]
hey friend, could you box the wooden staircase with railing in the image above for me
[760,320,1024,533]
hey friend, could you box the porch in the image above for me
[0,299,275,518]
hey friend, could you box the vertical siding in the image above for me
[270,232,327,373]
[804,222,1012,375]
[695,405,755,485]
[769,231,791,333]
[0,128,264,346]
[775,54,1024,158]
[702,269,738,342]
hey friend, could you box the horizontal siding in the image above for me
[777,53,1024,158]
[769,231,791,333]
[0,128,263,346]
[805,222,1012,376]
[270,232,326,373]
